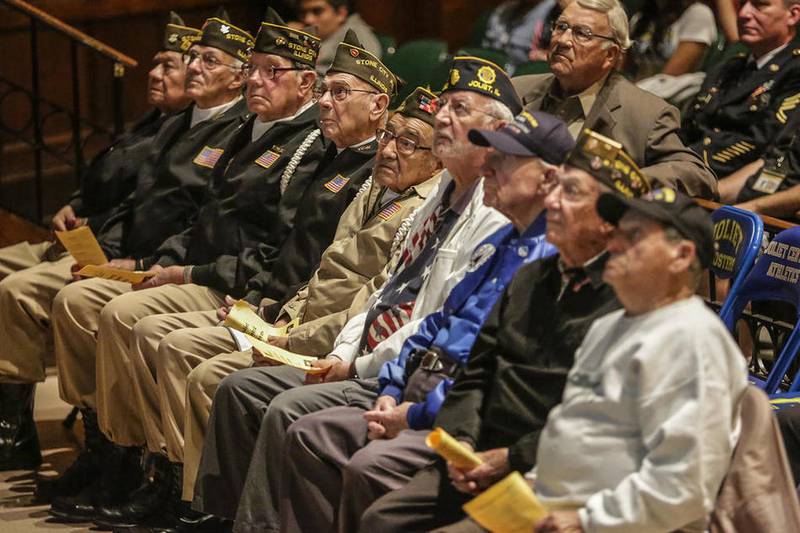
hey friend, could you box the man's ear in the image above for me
[228,68,246,91]
[669,240,696,275]
[788,4,800,28]
[298,70,318,94]
[371,92,391,120]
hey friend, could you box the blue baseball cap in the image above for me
[467,110,574,165]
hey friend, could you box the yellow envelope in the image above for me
[77,265,154,284]
[426,427,483,469]
[223,300,296,342]
[55,226,107,266]
[463,472,548,533]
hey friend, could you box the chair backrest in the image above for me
[513,60,550,77]
[377,33,397,58]
[385,39,451,102]
[723,227,800,393]
[711,206,764,317]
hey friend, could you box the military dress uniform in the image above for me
[682,44,800,179]
[0,19,204,386]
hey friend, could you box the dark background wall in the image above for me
[0,0,505,127]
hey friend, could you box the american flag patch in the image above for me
[255,150,280,169]
[378,202,402,221]
[324,174,350,193]
[193,146,224,168]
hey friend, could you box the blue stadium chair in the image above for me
[720,227,800,396]
[711,206,763,320]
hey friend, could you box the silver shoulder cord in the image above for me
[280,128,322,195]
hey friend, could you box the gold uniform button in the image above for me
[703,137,712,146]
[770,63,780,72]
[709,87,718,94]
[750,104,758,112]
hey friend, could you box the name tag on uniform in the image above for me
[255,150,280,169]
[752,167,787,194]
[193,146,224,168]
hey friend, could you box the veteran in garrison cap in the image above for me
[0,12,201,477]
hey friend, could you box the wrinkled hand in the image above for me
[534,511,584,533]
[267,335,288,349]
[51,205,84,232]
[304,357,351,385]
[448,446,510,495]
[131,265,175,291]
[107,258,136,271]
[217,295,238,321]
[364,400,410,440]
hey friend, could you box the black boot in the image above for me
[93,453,177,528]
[49,443,142,522]
[35,408,103,502]
[0,383,42,471]
[131,461,191,532]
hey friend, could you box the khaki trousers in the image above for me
[51,279,225,444]
[0,241,54,278]
[130,316,228,457]
[0,244,73,383]
[52,277,131,408]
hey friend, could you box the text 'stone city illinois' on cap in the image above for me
[164,12,201,54]
[199,8,255,63]
[254,7,320,68]
[597,188,716,269]
[441,56,523,115]
[566,129,650,198]
[468,110,574,165]
[329,29,399,96]
[394,87,438,127]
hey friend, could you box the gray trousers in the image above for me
[192,365,378,533]
[359,458,473,532]
[281,405,433,533]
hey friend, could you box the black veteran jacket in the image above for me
[142,105,325,297]
[434,254,620,472]
[682,43,800,177]
[68,108,167,233]
[97,98,249,259]
[243,138,377,306]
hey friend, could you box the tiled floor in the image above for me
[0,370,95,532]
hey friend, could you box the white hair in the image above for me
[486,99,514,122]
[575,0,631,50]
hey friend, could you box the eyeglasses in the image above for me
[313,85,378,102]
[433,96,498,119]
[551,20,617,45]
[242,63,300,80]
[183,50,240,71]
[376,128,431,155]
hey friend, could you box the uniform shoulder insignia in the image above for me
[793,48,800,56]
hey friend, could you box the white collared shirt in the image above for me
[190,95,242,128]
[250,99,316,142]
[756,42,789,70]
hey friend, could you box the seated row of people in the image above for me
[0,0,796,531]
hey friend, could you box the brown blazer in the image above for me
[709,386,800,533]
[512,72,718,199]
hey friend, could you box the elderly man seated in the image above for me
[358,129,649,532]
[279,110,573,532]
[512,0,715,197]
[533,189,748,533]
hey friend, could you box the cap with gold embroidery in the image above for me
[328,29,398,96]
[164,12,201,54]
[254,7,320,68]
[597,188,715,268]
[468,110,574,164]
[566,129,650,198]
[199,8,255,63]
[394,87,438,127]
[441,56,522,115]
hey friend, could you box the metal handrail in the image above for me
[0,0,135,224]
[1,0,137,68]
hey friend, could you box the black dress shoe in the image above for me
[93,454,175,528]
[0,383,42,471]
[49,444,142,523]
[35,409,102,502]
[175,512,233,533]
